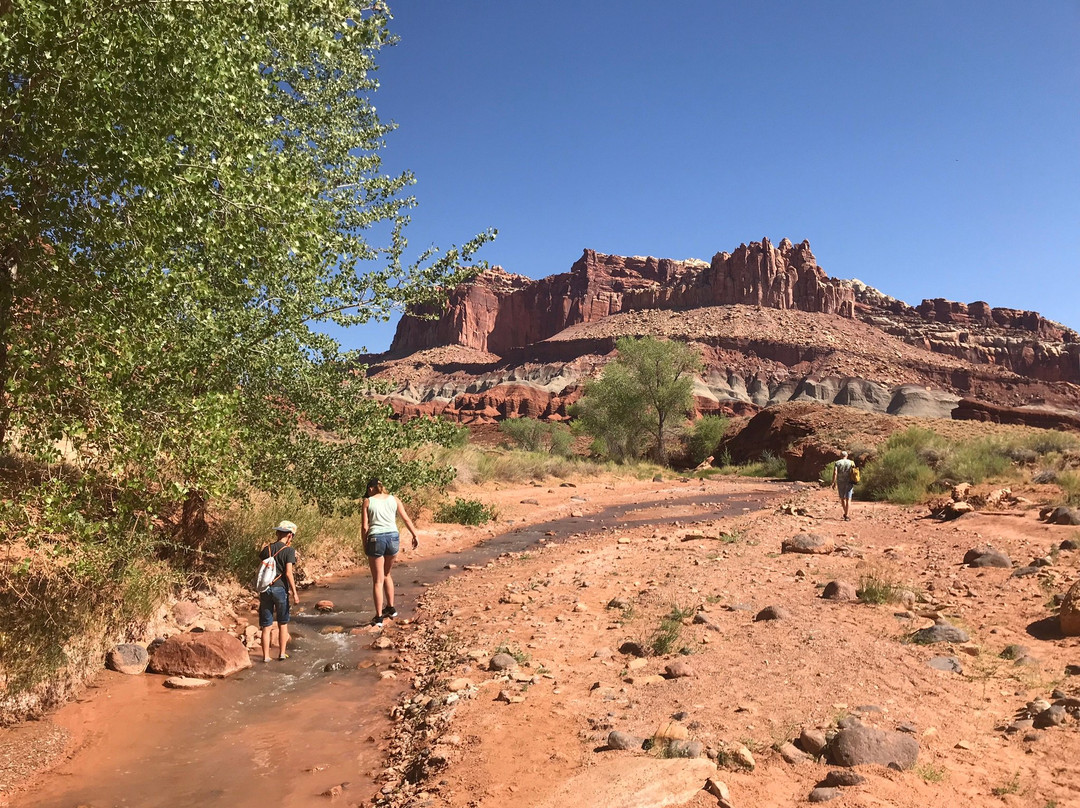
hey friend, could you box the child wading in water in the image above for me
[361,478,419,628]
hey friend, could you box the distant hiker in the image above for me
[831,451,856,521]
[260,520,301,662]
[362,478,419,628]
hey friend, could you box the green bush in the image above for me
[936,438,1013,484]
[647,604,694,656]
[860,445,935,503]
[499,418,551,452]
[433,497,498,525]
[738,451,788,479]
[1058,471,1080,506]
[686,415,729,465]
[1023,430,1080,455]
[549,425,575,457]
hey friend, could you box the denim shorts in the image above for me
[259,586,290,627]
[366,531,400,558]
[839,482,855,500]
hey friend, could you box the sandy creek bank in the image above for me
[4,473,1080,808]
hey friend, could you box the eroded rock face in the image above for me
[148,631,252,678]
[392,239,855,355]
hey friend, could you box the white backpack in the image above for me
[255,544,285,593]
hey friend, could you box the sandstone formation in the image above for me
[366,238,1080,428]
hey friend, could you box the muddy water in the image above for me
[15,484,794,808]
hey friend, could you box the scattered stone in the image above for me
[593,647,614,659]
[573,602,588,612]
[1064,664,1080,676]
[692,612,721,631]
[1005,718,1034,734]
[819,770,866,787]
[725,603,755,612]
[148,631,251,678]
[496,689,525,704]
[667,739,704,758]
[754,605,790,622]
[171,600,200,627]
[1034,706,1068,728]
[489,653,518,671]
[653,721,690,741]
[896,722,917,734]
[520,498,540,505]
[828,725,919,769]
[782,533,834,555]
[320,784,345,798]
[822,580,857,601]
[378,670,396,680]
[734,745,755,770]
[619,640,647,657]
[778,741,809,764]
[928,656,963,673]
[664,660,696,679]
[319,625,345,635]
[954,740,972,750]
[448,678,472,692]
[1046,506,1080,526]
[323,662,346,672]
[371,636,394,650]
[799,728,828,757]
[163,676,211,689]
[1060,538,1080,551]
[105,644,149,675]
[627,658,648,670]
[808,787,842,803]
[607,730,645,751]
[1000,644,1029,660]
[607,597,630,610]
[963,547,1012,568]
[911,623,969,644]
[314,600,334,612]
[704,778,731,803]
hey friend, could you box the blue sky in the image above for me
[338,0,1080,353]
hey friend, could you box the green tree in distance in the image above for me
[573,336,701,464]
[0,1,494,528]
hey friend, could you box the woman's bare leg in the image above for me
[383,553,396,611]
[368,555,385,617]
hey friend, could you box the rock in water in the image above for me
[106,643,149,675]
[148,631,252,677]
[828,726,918,769]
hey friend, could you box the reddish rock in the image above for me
[148,631,252,678]
[953,399,1080,432]
[315,600,334,612]
[171,600,200,627]
[391,239,855,355]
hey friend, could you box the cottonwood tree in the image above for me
[0,1,493,534]
[573,336,701,464]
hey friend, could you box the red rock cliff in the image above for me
[390,238,856,355]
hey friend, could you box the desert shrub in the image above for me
[647,604,694,656]
[738,451,788,479]
[860,445,935,503]
[1058,471,1080,506]
[549,425,575,457]
[499,418,551,452]
[819,461,836,487]
[433,498,497,525]
[1031,468,1058,484]
[1023,430,1080,455]
[936,438,1013,485]
[857,570,902,604]
[686,415,729,465]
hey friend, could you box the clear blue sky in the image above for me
[337,0,1080,353]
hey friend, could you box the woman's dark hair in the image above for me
[366,478,387,497]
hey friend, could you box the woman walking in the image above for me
[362,478,418,627]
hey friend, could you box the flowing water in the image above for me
[13,484,794,808]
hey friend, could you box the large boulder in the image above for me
[963,547,1012,568]
[827,726,918,769]
[782,533,834,555]
[1061,581,1080,637]
[148,631,252,678]
[1047,506,1080,526]
[106,643,149,675]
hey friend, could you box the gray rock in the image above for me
[754,605,790,622]
[808,787,842,802]
[820,770,866,787]
[668,739,705,758]
[822,580,858,601]
[607,730,645,751]
[1011,566,1040,578]
[1034,706,1068,728]
[1005,718,1033,734]
[520,498,540,505]
[1060,538,1080,551]
[896,722,917,734]
[323,661,347,672]
[836,715,862,730]
[928,656,963,673]
[489,653,518,671]
[828,725,919,769]
[1064,664,1080,676]
[1048,506,1080,526]
[105,643,149,675]
[782,533,833,555]
[963,548,1012,568]
[911,623,970,644]
[692,612,721,631]
[799,728,828,757]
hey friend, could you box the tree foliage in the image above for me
[0,1,494,526]
[573,337,700,464]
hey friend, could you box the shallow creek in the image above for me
[13,484,794,808]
